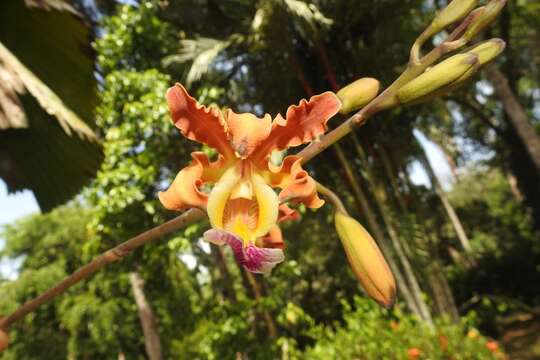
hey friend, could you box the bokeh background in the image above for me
[1,0,539,359]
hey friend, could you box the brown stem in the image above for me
[0,209,206,330]
[315,181,348,215]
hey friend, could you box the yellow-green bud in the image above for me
[430,0,478,34]
[397,53,478,104]
[334,211,396,308]
[337,77,380,114]
[463,0,506,41]
[402,39,505,105]
[0,329,8,352]
[466,38,506,65]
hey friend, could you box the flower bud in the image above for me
[429,0,478,35]
[0,328,8,352]
[334,211,396,308]
[466,38,506,66]
[397,53,478,104]
[337,78,380,114]
[401,39,505,104]
[463,0,507,41]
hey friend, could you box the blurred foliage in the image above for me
[301,297,504,360]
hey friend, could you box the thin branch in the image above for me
[0,209,206,330]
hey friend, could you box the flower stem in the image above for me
[316,181,348,216]
[0,209,206,331]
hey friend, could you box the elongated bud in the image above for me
[397,53,478,104]
[446,38,505,87]
[467,38,505,65]
[334,211,396,308]
[463,0,507,41]
[402,39,505,105]
[337,78,380,114]
[0,329,8,352]
[429,0,478,35]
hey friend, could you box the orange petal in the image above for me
[268,155,324,209]
[225,110,272,159]
[252,92,341,163]
[167,83,235,158]
[259,225,285,249]
[278,204,301,223]
[159,152,227,211]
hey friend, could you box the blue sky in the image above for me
[0,182,39,279]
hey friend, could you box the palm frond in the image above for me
[24,0,79,14]
[0,42,96,140]
[0,0,101,211]
[163,37,231,86]
[283,0,333,35]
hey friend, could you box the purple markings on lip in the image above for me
[203,229,284,274]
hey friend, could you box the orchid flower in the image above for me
[159,83,341,274]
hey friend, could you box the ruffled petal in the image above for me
[158,152,227,211]
[252,92,341,164]
[258,225,285,249]
[278,204,301,223]
[167,83,235,159]
[267,155,324,209]
[204,229,284,274]
[225,110,272,159]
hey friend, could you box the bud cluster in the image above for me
[335,0,507,114]
[399,0,507,105]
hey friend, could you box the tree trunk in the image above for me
[418,144,473,255]
[485,65,540,230]
[486,66,540,175]
[425,259,460,323]
[129,272,163,360]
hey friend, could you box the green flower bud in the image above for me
[463,0,507,41]
[337,77,380,114]
[397,53,478,104]
[401,39,505,105]
[430,0,478,34]
[466,38,506,65]
[334,211,396,308]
